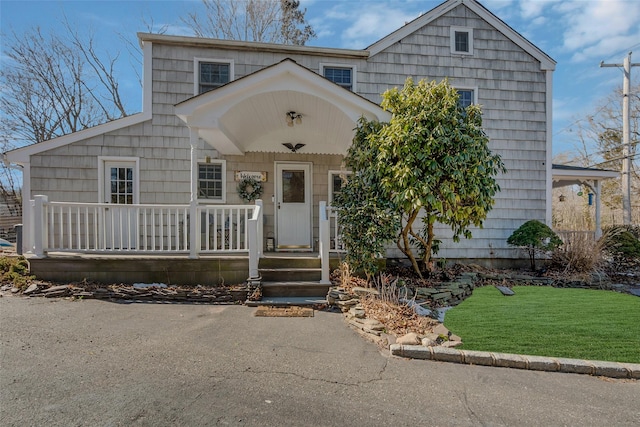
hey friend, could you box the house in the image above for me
[4,0,557,284]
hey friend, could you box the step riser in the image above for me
[260,270,321,282]
[259,258,321,269]
[262,285,330,298]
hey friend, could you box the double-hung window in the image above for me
[198,160,226,202]
[450,27,473,55]
[321,64,355,91]
[195,59,233,95]
[457,89,475,109]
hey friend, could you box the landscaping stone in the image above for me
[432,323,450,337]
[348,305,366,319]
[431,347,464,363]
[352,286,379,296]
[525,355,560,372]
[396,332,421,345]
[460,350,494,366]
[441,340,463,348]
[492,353,527,369]
[555,358,595,375]
[592,361,633,379]
[421,337,436,347]
[495,285,515,295]
[23,284,40,295]
[390,344,433,360]
[620,363,640,379]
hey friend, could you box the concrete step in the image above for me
[259,256,321,269]
[261,281,331,298]
[245,296,327,307]
[259,268,322,282]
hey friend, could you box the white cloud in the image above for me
[560,0,640,62]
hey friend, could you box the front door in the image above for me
[275,162,312,250]
[104,161,138,250]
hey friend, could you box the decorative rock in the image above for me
[433,323,450,337]
[11,287,20,293]
[362,318,385,331]
[421,337,436,347]
[23,284,39,295]
[422,332,440,342]
[44,285,70,293]
[441,340,463,348]
[348,305,366,319]
[396,332,421,345]
[352,286,379,296]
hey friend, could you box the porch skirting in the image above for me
[27,254,249,286]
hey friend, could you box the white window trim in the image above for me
[455,86,479,107]
[328,170,352,205]
[196,158,227,204]
[319,63,357,92]
[450,26,474,56]
[193,57,234,96]
[98,156,140,204]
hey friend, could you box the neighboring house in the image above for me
[3,0,557,283]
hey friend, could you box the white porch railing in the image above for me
[319,203,345,284]
[30,195,264,278]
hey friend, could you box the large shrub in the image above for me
[603,227,640,262]
[507,220,563,270]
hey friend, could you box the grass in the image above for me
[444,286,640,363]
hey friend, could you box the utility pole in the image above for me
[601,52,640,225]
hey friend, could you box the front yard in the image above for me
[444,286,640,363]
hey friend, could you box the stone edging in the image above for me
[390,344,640,379]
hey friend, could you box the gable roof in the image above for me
[175,59,389,155]
[367,0,555,71]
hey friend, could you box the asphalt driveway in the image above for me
[1,295,638,426]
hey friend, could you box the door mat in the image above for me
[253,306,314,317]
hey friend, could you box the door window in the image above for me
[282,170,305,203]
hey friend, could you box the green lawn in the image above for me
[444,286,640,363]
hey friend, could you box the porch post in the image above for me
[248,202,262,281]
[319,201,331,284]
[33,195,48,258]
[594,179,603,240]
[255,199,263,258]
[189,128,199,259]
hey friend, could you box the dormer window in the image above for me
[194,58,234,95]
[450,27,473,55]
[320,63,356,91]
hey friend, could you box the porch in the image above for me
[25,197,344,285]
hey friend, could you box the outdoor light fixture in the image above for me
[286,111,302,127]
[282,143,305,153]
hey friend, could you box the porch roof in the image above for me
[552,164,619,188]
[174,59,390,156]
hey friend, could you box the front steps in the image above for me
[248,254,337,306]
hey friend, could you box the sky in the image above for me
[1,0,640,159]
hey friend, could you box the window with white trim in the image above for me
[328,170,351,204]
[321,64,355,91]
[198,160,226,202]
[450,27,473,55]
[195,58,233,95]
[457,89,475,109]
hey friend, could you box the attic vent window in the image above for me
[450,27,473,55]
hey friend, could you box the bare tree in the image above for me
[182,0,315,45]
[571,82,639,223]
[0,24,131,216]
